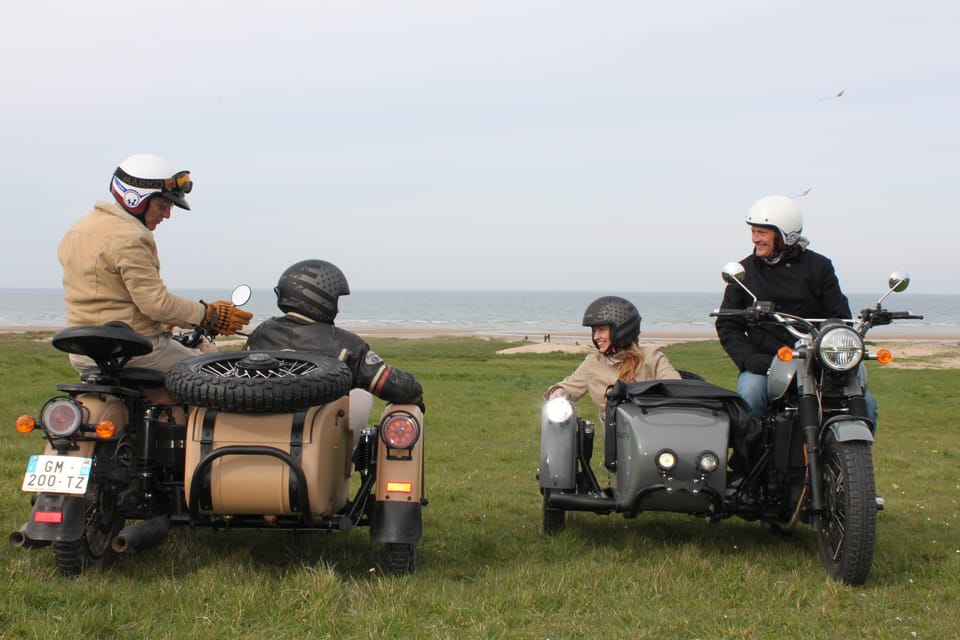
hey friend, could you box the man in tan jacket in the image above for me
[58,153,252,372]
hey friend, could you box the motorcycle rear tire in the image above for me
[383,542,417,575]
[52,442,126,577]
[166,351,352,413]
[815,432,877,586]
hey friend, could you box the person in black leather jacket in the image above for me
[243,260,424,432]
[715,195,876,423]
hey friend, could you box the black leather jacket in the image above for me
[715,246,851,372]
[243,314,424,407]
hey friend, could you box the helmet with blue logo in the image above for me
[110,153,193,216]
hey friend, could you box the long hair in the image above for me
[617,342,643,382]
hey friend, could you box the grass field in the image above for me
[0,334,957,639]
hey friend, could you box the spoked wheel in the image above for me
[815,432,877,586]
[52,443,125,577]
[383,542,417,575]
[542,491,566,535]
[166,351,352,412]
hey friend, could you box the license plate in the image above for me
[21,455,92,495]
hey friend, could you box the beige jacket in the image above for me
[547,344,681,416]
[58,200,205,336]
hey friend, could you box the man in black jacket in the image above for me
[243,260,424,434]
[715,195,876,423]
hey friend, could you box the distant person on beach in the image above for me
[545,296,680,418]
[715,194,877,423]
[243,259,424,433]
[58,153,251,373]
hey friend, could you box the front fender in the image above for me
[23,493,86,542]
[767,358,798,402]
[824,417,875,444]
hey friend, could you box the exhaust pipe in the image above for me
[9,524,51,549]
[112,515,171,554]
[547,493,617,514]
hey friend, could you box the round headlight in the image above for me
[817,326,864,372]
[698,451,719,473]
[41,400,83,437]
[656,449,678,472]
[545,397,574,423]
[380,412,420,449]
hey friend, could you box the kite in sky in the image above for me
[792,187,812,198]
[819,89,845,101]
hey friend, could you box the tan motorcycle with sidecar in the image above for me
[11,286,425,576]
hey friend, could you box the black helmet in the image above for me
[581,296,641,353]
[274,260,350,323]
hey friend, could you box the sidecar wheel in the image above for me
[52,443,126,577]
[166,351,352,412]
[815,432,877,586]
[542,493,566,535]
[383,542,417,575]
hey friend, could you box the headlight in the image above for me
[816,326,864,372]
[656,449,678,473]
[545,397,574,423]
[697,451,719,473]
[41,399,83,437]
[380,412,420,449]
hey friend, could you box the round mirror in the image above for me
[231,284,253,307]
[721,262,746,284]
[888,271,910,293]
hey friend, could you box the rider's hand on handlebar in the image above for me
[200,300,253,336]
[548,388,569,401]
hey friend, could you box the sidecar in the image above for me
[539,378,754,531]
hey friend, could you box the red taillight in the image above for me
[380,413,420,449]
[42,400,83,437]
[34,511,63,524]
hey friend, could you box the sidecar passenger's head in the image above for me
[275,259,350,323]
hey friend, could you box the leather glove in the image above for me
[744,353,772,374]
[200,300,253,336]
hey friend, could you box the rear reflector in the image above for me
[385,482,412,493]
[34,511,63,524]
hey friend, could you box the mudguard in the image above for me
[539,399,577,490]
[370,501,422,544]
[23,493,86,542]
[824,417,875,444]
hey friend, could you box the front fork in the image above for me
[798,394,826,514]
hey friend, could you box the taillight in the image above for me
[41,400,83,437]
[380,412,420,449]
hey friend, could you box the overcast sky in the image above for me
[2,1,957,294]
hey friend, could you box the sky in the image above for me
[1,1,957,294]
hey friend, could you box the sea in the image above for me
[1,289,957,342]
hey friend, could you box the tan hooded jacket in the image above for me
[547,343,681,416]
[58,200,205,337]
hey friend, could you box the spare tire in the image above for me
[165,351,353,413]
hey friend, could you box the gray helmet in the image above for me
[582,296,641,353]
[274,260,350,323]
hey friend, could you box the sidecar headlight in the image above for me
[545,397,574,423]
[656,449,678,473]
[816,326,864,372]
[697,451,719,473]
[41,399,83,437]
[380,412,420,449]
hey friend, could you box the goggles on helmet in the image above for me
[114,167,193,194]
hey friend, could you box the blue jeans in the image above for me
[737,371,878,426]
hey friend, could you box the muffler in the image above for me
[9,524,51,549]
[112,515,171,554]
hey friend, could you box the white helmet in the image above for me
[745,195,803,248]
[110,153,193,216]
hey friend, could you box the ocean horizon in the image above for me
[1,288,956,341]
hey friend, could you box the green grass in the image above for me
[1,334,957,639]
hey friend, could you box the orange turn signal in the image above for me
[95,420,116,438]
[385,482,413,493]
[777,346,794,362]
[15,416,35,434]
[875,349,893,365]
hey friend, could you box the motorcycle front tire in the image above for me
[815,431,877,586]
